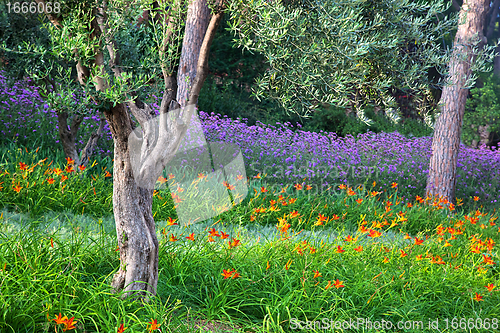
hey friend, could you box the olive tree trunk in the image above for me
[37,0,226,299]
[426,0,490,202]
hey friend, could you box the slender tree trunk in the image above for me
[426,0,490,202]
[176,0,211,108]
[57,112,82,166]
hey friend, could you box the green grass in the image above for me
[0,144,499,333]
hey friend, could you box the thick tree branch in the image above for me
[80,112,106,166]
[187,0,227,108]
[70,115,83,137]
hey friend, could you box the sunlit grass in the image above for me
[0,144,499,332]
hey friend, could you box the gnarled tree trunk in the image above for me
[426,0,490,202]
[38,0,226,299]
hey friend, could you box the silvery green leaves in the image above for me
[128,105,249,226]
[227,0,458,126]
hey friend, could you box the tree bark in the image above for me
[37,0,226,300]
[426,0,490,202]
[57,111,82,166]
[176,0,211,108]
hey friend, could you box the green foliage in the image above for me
[0,3,52,80]
[462,71,500,146]
[301,105,433,138]
[228,0,460,126]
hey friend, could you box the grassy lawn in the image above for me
[0,73,499,332]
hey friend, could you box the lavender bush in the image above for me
[1,72,499,210]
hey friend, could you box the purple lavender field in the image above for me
[1,73,499,209]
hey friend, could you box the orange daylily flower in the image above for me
[473,292,483,302]
[354,245,363,252]
[415,254,423,261]
[431,255,445,265]
[186,233,195,241]
[332,214,340,220]
[317,213,328,223]
[52,313,68,325]
[65,165,74,173]
[220,232,229,239]
[208,236,215,242]
[473,196,480,201]
[344,235,357,242]
[483,255,496,265]
[414,237,424,245]
[382,257,389,263]
[347,188,356,196]
[157,176,167,184]
[471,245,481,254]
[400,250,407,257]
[294,183,303,190]
[368,229,382,238]
[339,184,347,190]
[313,270,322,279]
[78,165,86,171]
[13,185,22,193]
[236,174,244,181]
[19,162,28,170]
[356,198,363,204]
[65,157,75,165]
[391,182,398,188]
[63,317,77,331]
[169,234,178,242]
[104,171,112,177]
[335,245,345,253]
[358,225,369,233]
[147,319,160,331]
[229,238,240,249]
[485,283,495,292]
[117,323,127,333]
[306,185,312,190]
[61,175,68,182]
[314,219,324,227]
[333,279,345,289]
[208,228,220,237]
[231,270,240,279]
[167,217,178,226]
[261,186,268,193]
